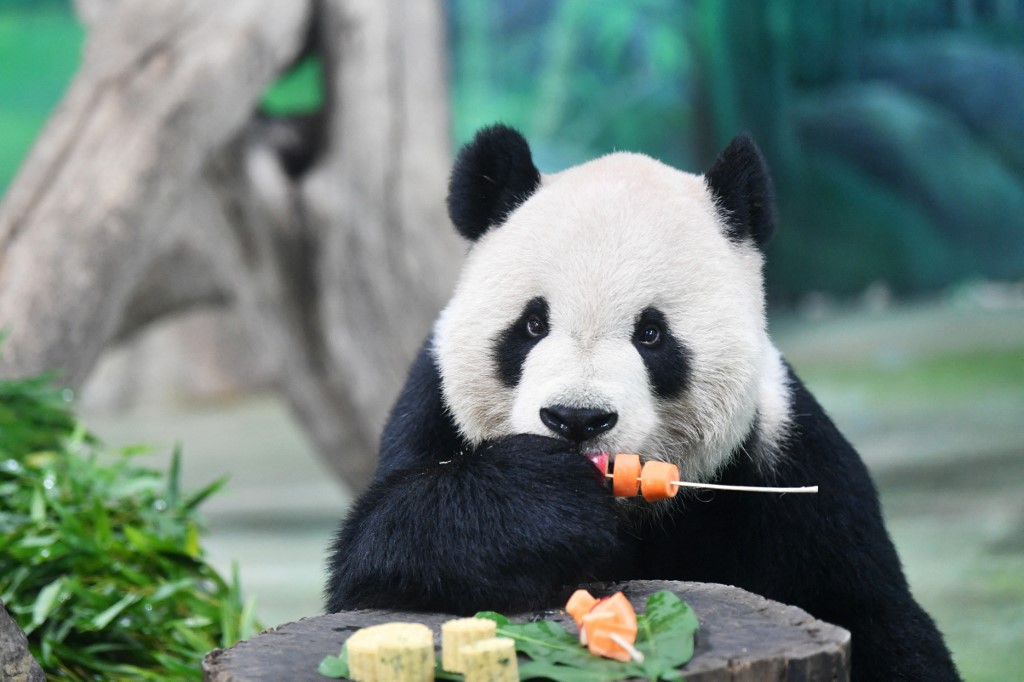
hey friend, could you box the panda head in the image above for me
[434,125,790,482]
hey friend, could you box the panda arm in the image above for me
[371,338,467,478]
[324,341,623,615]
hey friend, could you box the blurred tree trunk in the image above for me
[0,0,459,491]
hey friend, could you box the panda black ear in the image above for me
[704,134,777,249]
[447,124,542,242]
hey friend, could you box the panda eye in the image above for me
[525,315,548,338]
[637,322,662,347]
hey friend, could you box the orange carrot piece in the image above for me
[565,589,598,627]
[578,593,639,661]
[581,612,638,662]
[611,454,642,497]
[588,592,637,629]
[640,461,680,502]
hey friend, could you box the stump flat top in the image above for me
[203,580,850,682]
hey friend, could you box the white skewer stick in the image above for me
[608,633,645,664]
[602,473,818,494]
[669,480,818,493]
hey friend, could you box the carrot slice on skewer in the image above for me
[640,460,680,502]
[611,454,642,497]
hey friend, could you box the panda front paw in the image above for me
[474,433,612,496]
[471,432,622,552]
[435,434,622,610]
[326,433,623,615]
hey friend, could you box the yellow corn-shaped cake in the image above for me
[345,622,434,682]
[459,637,518,682]
[440,617,497,672]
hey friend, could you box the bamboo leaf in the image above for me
[183,475,228,512]
[167,444,182,507]
[89,592,140,630]
[29,485,45,520]
[184,522,202,558]
[30,577,64,629]
[1,362,261,680]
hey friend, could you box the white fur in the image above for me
[433,152,791,481]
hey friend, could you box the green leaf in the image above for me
[317,656,347,678]
[486,616,640,682]
[635,590,699,681]
[473,610,510,626]
[29,485,45,521]
[184,522,202,558]
[30,577,64,629]
[239,595,259,641]
[89,592,139,630]
[149,578,194,603]
[167,444,182,508]
[318,642,349,678]
[183,475,228,512]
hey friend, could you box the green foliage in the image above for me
[0,372,259,680]
[448,1,1024,298]
[0,371,79,459]
[448,1,693,170]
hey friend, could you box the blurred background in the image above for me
[1,1,1022,680]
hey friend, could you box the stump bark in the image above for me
[202,581,851,682]
[0,602,45,682]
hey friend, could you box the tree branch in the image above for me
[0,0,311,387]
[113,197,232,344]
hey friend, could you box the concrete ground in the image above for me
[83,300,1024,681]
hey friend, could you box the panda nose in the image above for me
[539,405,618,443]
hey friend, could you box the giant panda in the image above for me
[326,125,960,680]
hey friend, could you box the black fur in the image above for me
[447,125,542,242]
[326,341,623,615]
[632,307,690,399]
[493,297,549,388]
[326,345,960,680]
[704,134,777,248]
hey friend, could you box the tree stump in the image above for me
[202,581,850,681]
[0,601,45,682]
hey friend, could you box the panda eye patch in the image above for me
[633,307,691,399]
[494,297,549,388]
